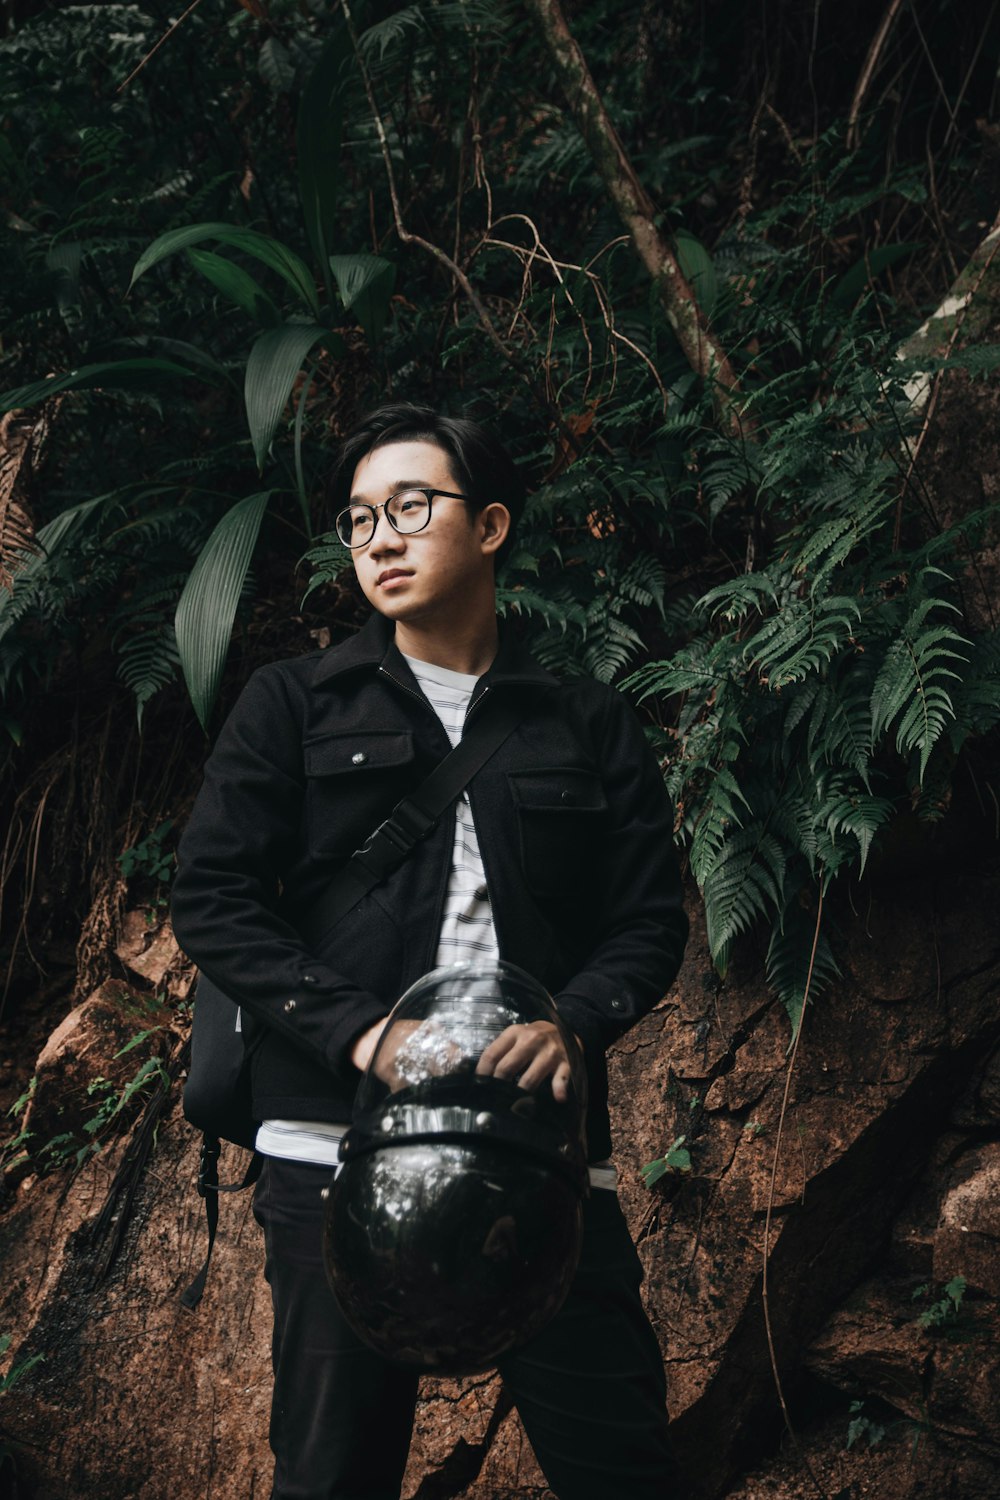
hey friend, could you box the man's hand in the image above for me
[350,1018,434,1090]
[475,1020,580,1102]
[350,1019,387,1073]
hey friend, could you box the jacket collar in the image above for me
[312,609,558,691]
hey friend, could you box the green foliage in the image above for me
[846,1400,886,1451]
[117,821,175,884]
[916,1275,967,1331]
[0,1078,37,1175]
[36,1055,170,1174]
[1,0,997,1020]
[174,491,273,729]
[626,283,997,1014]
[640,1135,692,1187]
[0,1333,44,1396]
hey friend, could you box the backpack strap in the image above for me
[181,1137,263,1310]
[297,688,524,946]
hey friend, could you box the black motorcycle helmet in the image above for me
[323,961,588,1374]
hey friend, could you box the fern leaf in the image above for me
[113,574,185,727]
[806,668,874,783]
[822,789,894,873]
[870,596,968,778]
[688,763,751,881]
[767,902,841,1030]
[701,827,786,968]
[748,595,861,688]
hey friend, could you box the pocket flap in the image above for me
[508,767,607,812]
[304,730,415,776]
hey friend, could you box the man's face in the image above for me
[348,439,506,627]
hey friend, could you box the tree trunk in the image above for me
[521,0,743,430]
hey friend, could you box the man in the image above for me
[171,403,689,1500]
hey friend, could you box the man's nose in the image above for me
[367,509,406,555]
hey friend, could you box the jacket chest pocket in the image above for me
[303,730,416,858]
[508,767,609,898]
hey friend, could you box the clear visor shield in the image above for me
[347,962,588,1182]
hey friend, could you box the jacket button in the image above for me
[302,974,319,986]
[611,998,625,1012]
[561,789,575,804]
[284,999,296,1013]
[351,751,367,765]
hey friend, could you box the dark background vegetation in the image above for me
[1,2,999,1495]
[3,0,998,1020]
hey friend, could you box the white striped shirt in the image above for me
[402,655,500,971]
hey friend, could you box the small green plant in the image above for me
[117,820,175,885]
[845,1395,930,1459]
[35,1053,169,1173]
[846,1399,886,1450]
[916,1275,967,1330]
[640,1135,692,1187]
[0,1333,44,1395]
[743,1118,766,1137]
[1,1331,45,1482]
[0,1078,36,1174]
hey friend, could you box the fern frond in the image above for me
[583,611,643,683]
[767,901,841,1029]
[702,827,786,970]
[626,636,736,701]
[748,595,861,688]
[870,596,968,778]
[689,766,751,883]
[781,676,821,739]
[806,669,874,782]
[789,489,894,582]
[700,571,780,624]
[497,584,586,632]
[821,788,894,873]
[700,453,749,519]
[770,792,820,868]
[616,553,668,615]
[113,576,185,727]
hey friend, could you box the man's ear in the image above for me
[478,502,511,556]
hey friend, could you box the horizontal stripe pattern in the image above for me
[256,1118,347,1169]
[402,656,501,973]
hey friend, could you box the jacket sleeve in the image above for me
[170,663,389,1085]
[553,688,688,1059]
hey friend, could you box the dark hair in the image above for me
[331,402,525,563]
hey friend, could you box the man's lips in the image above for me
[376,568,413,586]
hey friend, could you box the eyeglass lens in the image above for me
[337,489,431,547]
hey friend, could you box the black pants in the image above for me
[253,1158,677,1500]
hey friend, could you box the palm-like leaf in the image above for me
[174,491,272,729]
[298,28,349,287]
[130,223,320,319]
[186,249,281,326]
[0,358,199,414]
[244,322,333,472]
[328,254,396,347]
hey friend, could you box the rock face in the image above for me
[1,856,999,1499]
[16,980,173,1159]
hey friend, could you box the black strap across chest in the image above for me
[297,688,524,946]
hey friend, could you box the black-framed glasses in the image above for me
[335,488,470,549]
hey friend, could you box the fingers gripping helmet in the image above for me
[323,962,588,1374]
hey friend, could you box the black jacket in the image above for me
[171,613,688,1159]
